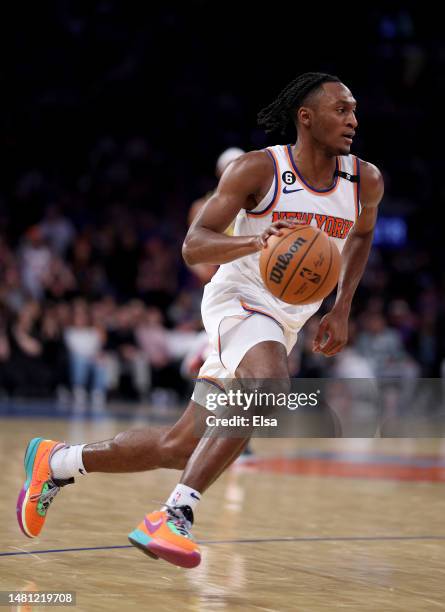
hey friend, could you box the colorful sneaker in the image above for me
[128,505,201,568]
[16,438,74,538]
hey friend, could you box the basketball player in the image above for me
[16,73,383,569]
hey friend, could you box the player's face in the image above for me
[311,82,358,155]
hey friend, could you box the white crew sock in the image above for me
[50,444,87,479]
[165,484,201,512]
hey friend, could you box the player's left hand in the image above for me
[312,310,348,357]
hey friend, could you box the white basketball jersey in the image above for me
[209,144,361,332]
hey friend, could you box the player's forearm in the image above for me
[332,229,374,314]
[182,227,260,265]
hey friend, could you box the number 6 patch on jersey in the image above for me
[282,171,296,185]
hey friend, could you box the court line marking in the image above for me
[2,535,445,557]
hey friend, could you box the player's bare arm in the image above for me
[182,151,298,266]
[313,160,384,356]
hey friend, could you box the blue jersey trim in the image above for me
[286,144,339,193]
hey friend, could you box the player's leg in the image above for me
[128,313,290,569]
[16,400,207,539]
[81,400,207,473]
[179,340,288,492]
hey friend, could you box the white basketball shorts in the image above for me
[193,282,301,394]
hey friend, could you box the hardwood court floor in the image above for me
[1,416,445,611]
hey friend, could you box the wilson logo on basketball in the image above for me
[260,226,341,306]
[269,236,307,284]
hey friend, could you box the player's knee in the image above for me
[234,376,290,416]
[235,360,289,382]
[234,345,290,415]
[235,356,291,401]
[235,340,289,380]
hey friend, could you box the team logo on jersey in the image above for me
[272,211,354,239]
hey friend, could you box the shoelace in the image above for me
[163,504,192,538]
[30,480,60,512]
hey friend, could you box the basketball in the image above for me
[259,225,341,305]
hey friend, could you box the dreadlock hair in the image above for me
[257,72,341,135]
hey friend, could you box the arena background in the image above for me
[0,3,441,409]
[2,4,445,611]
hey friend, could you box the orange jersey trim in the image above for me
[240,301,284,331]
[195,376,225,392]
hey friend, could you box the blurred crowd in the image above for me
[0,176,442,409]
[0,291,204,410]
[0,4,444,408]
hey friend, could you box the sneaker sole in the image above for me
[16,437,44,538]
[127,532,159,561]
[128,530,200,568]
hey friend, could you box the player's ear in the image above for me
[297,106,312,128]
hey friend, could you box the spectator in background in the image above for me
[104,304,149,400]
[0,311,11,395]
[19,226,52,300]
[135,306,187,399]
[330,320,375,379]
[40,306,70,398]
[106,227,140,300]
[68,234,95,294]
[135,306,170,371]
[387,299,418,356]
[64,300,108,412]
[7,302,52,396]
[136,236,178,312]
[43,256,77,302]
[0,263,26,314]
[39,204,76,257]
[417,287,439,375]
[355,312,419,378]
[168,290,202,331]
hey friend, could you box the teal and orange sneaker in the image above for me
[128,505,201,568]
[16,438,74,538]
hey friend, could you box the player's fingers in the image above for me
[275,220,298,229]
[262,218,303,244]
[312,322,328,350]
[322,339,344,356]
[257,234,268,248]
[319,335,337,353]
[268,227,283,236]
[323,346,342,357]
[324,340,347,357]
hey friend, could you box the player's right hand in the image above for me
[255,220,302,249]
